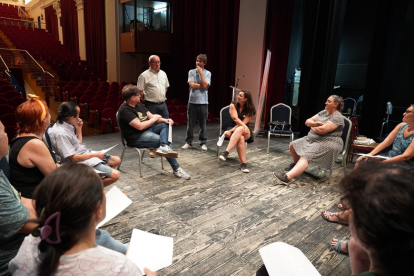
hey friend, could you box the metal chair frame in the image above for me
[116,112,164,177]
[267,103,294,154]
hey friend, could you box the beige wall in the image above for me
[25,0,54,30]
[235,0,267,108]
[0,0,24,6]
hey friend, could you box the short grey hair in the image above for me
[148,55,159,62]
[330,95,344,111]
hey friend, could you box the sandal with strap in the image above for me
[321,211,349,225]
[332,239,349,255]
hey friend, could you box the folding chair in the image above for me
[116,112,164,177]
[267,103,294,154]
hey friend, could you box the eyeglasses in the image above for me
[150,61,161,64]
[404,110,413,114]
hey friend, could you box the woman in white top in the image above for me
[9,163,156,276]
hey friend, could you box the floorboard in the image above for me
[84,122,352,276]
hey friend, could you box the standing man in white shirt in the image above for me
[137,55,170,158]
[182,54,211,151]
[137,55,170,119]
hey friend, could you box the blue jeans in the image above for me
[133,123,180,171]
[95,229,127,254]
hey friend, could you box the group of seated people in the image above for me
[1,85,414,275]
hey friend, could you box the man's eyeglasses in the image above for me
[150,61,161,65]
[404,110,413,114]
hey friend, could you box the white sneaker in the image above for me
[201,144,207,151]
[182,143,192,149]
[156,145,178,158]
[173,167,191,180]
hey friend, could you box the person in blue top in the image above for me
[182,54,212,151]
[355,104,414,167]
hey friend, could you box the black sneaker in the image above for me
[284,163,296,171]
[273,172,290,184]
[219,151,229,161]
[240,163,249,173]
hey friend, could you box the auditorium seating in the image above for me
[0,3,24,20]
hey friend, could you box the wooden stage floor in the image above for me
[84,122,352,276]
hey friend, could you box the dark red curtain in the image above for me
[61,0,79,56]
[262,0,295,126]
[45,5,59,42]
[84,0,106,74]
[169,0,240,117]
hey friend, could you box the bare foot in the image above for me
[331,238,349,254]
[321,211,349,225]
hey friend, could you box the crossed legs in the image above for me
[225,126,249,164]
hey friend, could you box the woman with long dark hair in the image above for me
[9,163,156,276]
[219,90,256,173]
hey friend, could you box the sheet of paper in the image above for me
[96,186,132,228]
[357,153,390,160]
[217,133,226,146]
[127,229,173,273]
[259,242,320,276]
[91,144,118,154]
[168,121,172,143]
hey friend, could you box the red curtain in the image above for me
[84,0,106,74]
[169,0,240,117]
[262,0,295,126]
[44,6,59,42]
[61,0,79,56]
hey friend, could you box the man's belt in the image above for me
[145,100,165,105]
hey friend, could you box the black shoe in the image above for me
[219,151,229,161]
[284,163,296,171]
[240,163,249,173]
[273,172,290,184]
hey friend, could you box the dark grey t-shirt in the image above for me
[0,170,29,276]
[118,102,151,146]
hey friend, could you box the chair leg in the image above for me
[118,147,127,170]
[161,156,164,169]
[135,149,143,177]
[267,132,270,154]
[217,145,221,158]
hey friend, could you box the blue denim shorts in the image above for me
[93,154,112,178]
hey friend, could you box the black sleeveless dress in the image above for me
[228,106,254,143]
[9,136,53,198]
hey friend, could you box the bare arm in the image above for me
[68,152,105,162]
[74,118,83,143]
[367,123,403,156]
[382,140,414,163]
[129,111,161,131]
[311,121,339,134]
[18,197,38,234]
[18,139,57,176]
[305,114,323,127]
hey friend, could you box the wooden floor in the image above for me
[85,122,352,276]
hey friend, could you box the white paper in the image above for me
[259,242,320,276]
[91,144,118,154]
[127,229,173,273]
[168,121,172,143]
[96,186,132,228]
[217,132,226,146]
[357,153,390,160]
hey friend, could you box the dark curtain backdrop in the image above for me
[44,5,59,42]
[262,0,295,127]
[84,0,106,74]
[61,0,79,56]
[169,0,240,117]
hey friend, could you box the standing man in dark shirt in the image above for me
[118,85,191,179]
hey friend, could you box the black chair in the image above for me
[267,103,294,154]
[116,112,164,177]
[342,97,356,117]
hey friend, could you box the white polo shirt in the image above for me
[137,68,170,103]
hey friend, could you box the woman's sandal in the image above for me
[332,239,349,255]
[321,211,349,225]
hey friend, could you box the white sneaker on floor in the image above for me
[156,145,178,158]
[182,143,192,149]
[201,144,207,151]
[173,167,191,180]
